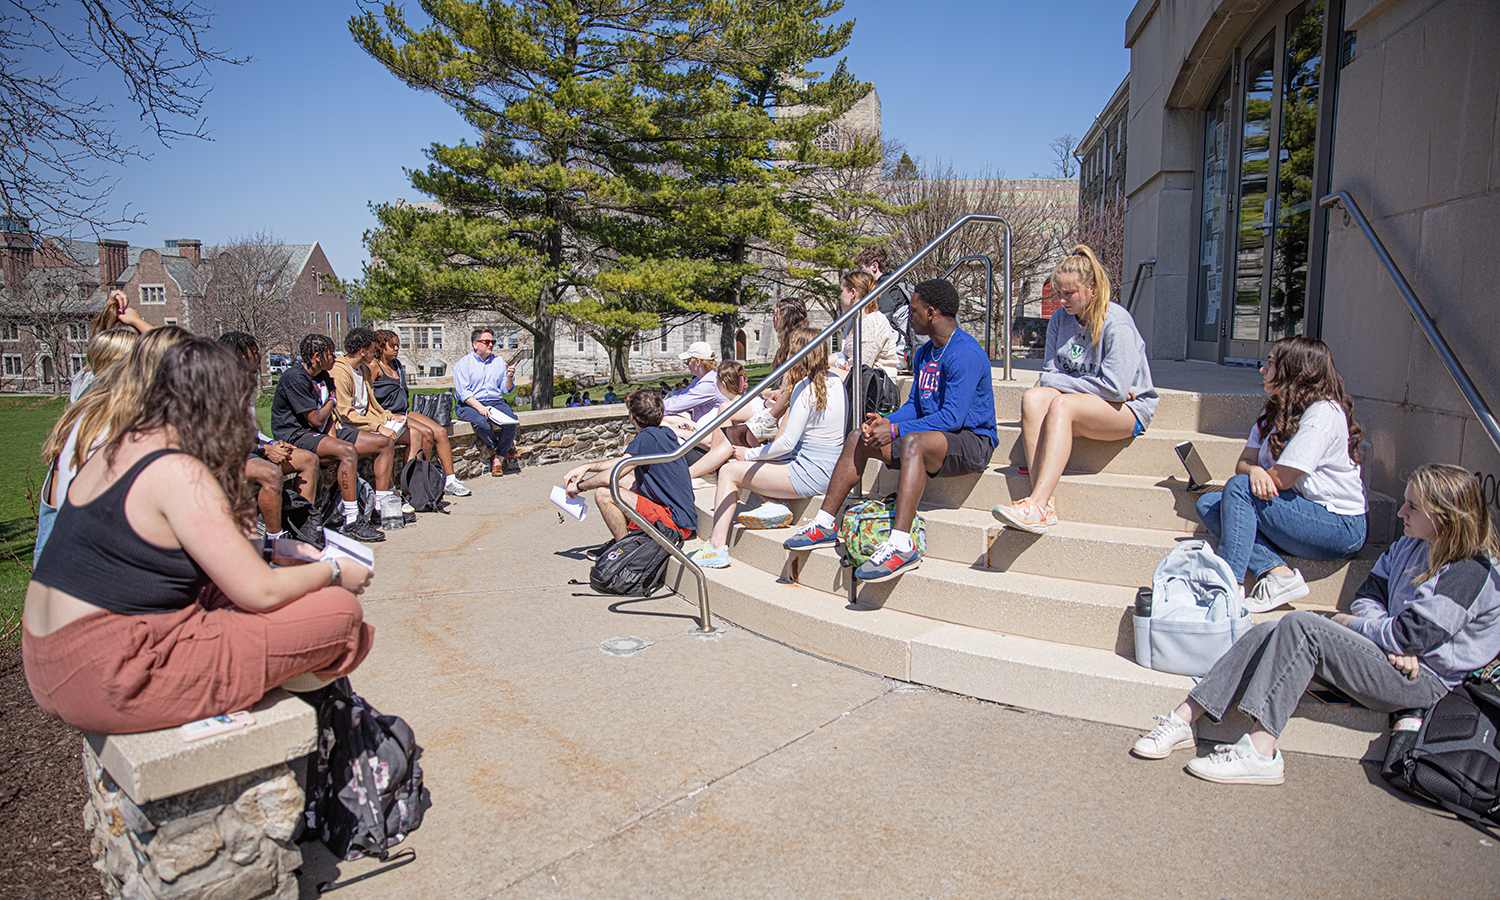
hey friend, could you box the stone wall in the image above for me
[84,746,302,900]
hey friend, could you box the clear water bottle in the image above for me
[379,494,404,531]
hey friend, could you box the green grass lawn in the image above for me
[0,396,68,645]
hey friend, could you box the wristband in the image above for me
[891,423,898,441]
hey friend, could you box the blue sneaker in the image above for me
[854,540,921,582]
[783,521,838,550]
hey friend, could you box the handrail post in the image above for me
[1319,190,1500,457]
[1124,259,1156,313]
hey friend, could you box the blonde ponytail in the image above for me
[1051,245,1112,348]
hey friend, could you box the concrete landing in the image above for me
[308,462,1500,899]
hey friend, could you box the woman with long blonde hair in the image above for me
[690,327,846,568]
[993,245,1158,534]
[1132,464,1500,785]
[835,270,900,378]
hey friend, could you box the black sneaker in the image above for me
[340,518,386,543]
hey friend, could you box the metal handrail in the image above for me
[1319,190,1500,456]
[1124,258,1155,313]
[941,254,993,362]
[609,213,1017,632]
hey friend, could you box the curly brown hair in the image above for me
[107,338,260,531]
[1254,336,1364,464]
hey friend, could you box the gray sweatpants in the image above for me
[1188,611,1449,738]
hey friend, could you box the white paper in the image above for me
[487,407,518,426]
[550,485,588,522]
[321,527,376,570]
[385,417,406,437]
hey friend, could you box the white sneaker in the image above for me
[1186,733,1285,785]
[738,501,793,529]
[1132,714,1196,759]
[444,478,472,497]
[1244,569,1309,614]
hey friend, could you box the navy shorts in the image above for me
[889,428,994,478]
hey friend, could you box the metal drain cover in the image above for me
[599,636,652,656]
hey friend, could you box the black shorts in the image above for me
[889,428,994,478]
[285,426,360,453]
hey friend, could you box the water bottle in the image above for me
[379,494,404,531]
[1134,586,1153,617]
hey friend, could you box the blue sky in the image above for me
[88,1,1132,279]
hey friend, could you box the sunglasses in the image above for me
[474,339,496,346]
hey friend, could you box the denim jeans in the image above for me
[1195,474,1366,582]
[455,399,517,459]
[1188,611,1447,737]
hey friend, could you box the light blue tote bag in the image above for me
[1134,540,1253,677]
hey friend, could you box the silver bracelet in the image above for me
[327,558,341,587]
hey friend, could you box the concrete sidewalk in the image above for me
[303,462,1500,899]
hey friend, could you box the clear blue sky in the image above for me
[95,1,1132,280]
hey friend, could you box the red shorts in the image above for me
[629,494,695,540]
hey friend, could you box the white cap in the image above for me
[679,341,715,362]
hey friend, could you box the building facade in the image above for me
[1121,0,1500,498]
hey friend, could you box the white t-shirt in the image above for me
[1247,399,1366,516]
[747,373,846,461]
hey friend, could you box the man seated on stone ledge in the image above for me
[782,278,997,582]
[453,327,520,477]
[270,333,391,543]
[563,389,698,545]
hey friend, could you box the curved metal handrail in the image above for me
[609,213,1017,632]
[941,254,993,364]
[1319,190,1500,455]
[1124,258,1155,313]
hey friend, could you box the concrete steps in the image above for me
[667,560,1388,760]
[679,374,1397,760]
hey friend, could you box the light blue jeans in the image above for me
[1195,474,1366,582]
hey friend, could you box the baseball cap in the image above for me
[679,341,715,362]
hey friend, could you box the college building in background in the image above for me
[1119,0,1499,499]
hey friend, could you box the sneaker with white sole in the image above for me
[783,521,838,551]
[1132,714,1196,759]
[445,478,472,497]
[992,497,1053,534]
[689,544,731,568]
[738,501,793,529]
[854,540,922,582]
[1186,733,1285,785]
[1244,569,1310,614]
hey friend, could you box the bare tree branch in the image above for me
[1049,133,1078,179]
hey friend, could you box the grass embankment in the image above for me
[0,396,68,646]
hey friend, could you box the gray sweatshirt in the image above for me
[1346,536,1500,688]
[1038,303,1160,429]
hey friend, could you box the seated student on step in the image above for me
[34,327,186,565]
[832,270,901,380]
[691,298,807,470]
[370,329,470,497]
[993,245,1158,535]
[691,328,847,568]
[453,327,519,477]
[270,334,391,543]
[217,332,322,543]
[1196,336,1369,613]
[783,279,997,583]
[23,338,374,735]
[562,389,697,542]
[1132,464,1500,786]
[667,359,747,455]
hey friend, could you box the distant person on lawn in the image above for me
[269,333,389,543]
[783,279,997,582]
[453,327,519,477]
[562,390,697,543]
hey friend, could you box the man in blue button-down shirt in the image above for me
[453,327,519,476]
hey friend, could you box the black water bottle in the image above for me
[1134,587,1153,617]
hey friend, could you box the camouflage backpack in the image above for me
[837,493,926,567]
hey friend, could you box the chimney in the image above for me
[98,239,128,285]
[1,219,32,291]
[169,239,202,266]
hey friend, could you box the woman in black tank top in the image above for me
[370,329,464,490]
[22,339,375,734]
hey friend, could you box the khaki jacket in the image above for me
[329,355,393,432]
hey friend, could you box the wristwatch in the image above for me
[327,558,342,587]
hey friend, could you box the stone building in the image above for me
[1120,0,1500,498]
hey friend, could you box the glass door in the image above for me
[1194,0,1331,365]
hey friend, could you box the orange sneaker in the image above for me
[992,497,1050,534]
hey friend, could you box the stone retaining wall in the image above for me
[84,746,302,900]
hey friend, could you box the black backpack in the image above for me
[398,449,448,513]
[302,678,427,861]
[844,365,901,432]
[278,486,325,549]
[319,477,375,530]
[1381,678,1500,829]
[583,522,683,596]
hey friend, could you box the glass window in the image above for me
[70,354,86,374]
[660,329,668,351]
[1195,74,1233,342]
[1,323,18,340]
[140,285,165,305]
[2,354,21,375]
[431,327,443,349]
